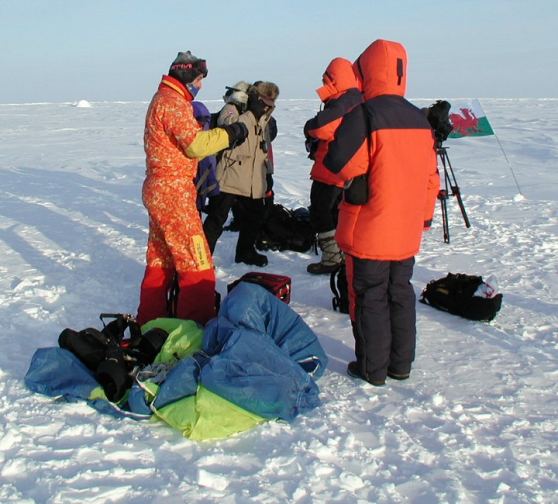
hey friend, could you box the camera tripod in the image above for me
[437,144,470,243]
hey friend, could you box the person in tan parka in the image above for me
[203,81,279,267]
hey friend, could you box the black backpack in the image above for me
[256,204,316,253]
[330,265,349,314]
[58,313,169,402]
[420,273,503,321]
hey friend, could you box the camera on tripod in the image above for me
[425,100,471,244]
[426,100,454,147]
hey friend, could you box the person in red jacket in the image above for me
[303,57,363,274]
[324,40,440,385]
[137,51,247,326]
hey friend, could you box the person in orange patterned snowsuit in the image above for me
[137,51,248,326]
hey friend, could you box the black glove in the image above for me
[247,92,269,121]
[305,137,318,160]
[221,122,248,148]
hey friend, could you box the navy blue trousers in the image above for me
[347,256,416,382]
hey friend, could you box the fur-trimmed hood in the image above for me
[252,81,280,104]
[223,81,250,106]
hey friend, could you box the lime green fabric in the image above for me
[190,386,265,441]
[138,381,159,404]
[153,395,199,437]
[141,318,203,364]
[93,318,265,440]
[152,386,265,441]
[88,385,107,401]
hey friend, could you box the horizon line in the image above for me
[1,97,558,107]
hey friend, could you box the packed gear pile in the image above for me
[25,284,328,441]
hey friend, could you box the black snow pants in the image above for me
[203,192,265,256]
[347,255,416,383]
[309,181,343,234]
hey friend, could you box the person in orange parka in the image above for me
[137,51,248,326]
[303,57,363,274]
[324,40,440,385]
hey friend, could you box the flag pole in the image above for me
[492,132,524,197]
[476,100,524,197]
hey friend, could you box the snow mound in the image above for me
[74,100,92,108]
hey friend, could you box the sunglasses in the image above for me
[258,94,275,108]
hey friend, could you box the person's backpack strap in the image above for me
[330,265,349,314]
[166,275,180,318]
[330,268,341,310]
[195,165,219,198]
[195,167,211,192]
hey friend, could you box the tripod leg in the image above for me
[439,191,450,244]
[444,151,471,229]
[453,188,471,228]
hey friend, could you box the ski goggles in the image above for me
[170,58,208,79]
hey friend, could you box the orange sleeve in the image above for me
[305,117,341,142]
[164,99,201,155]
[323,105,370,182]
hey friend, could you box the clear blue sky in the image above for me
[1,0,556,103]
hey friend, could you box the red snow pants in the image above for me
[137,177,216,326]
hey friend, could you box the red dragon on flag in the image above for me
[447,99,494,138]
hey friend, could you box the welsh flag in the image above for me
[448,99,494,138]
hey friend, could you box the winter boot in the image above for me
[307,230,343,275]
[235,220,268,267]
[235,248,268,267]
[347,361,386,387]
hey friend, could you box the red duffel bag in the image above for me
[227,272,292,304]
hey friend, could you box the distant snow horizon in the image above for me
[2,97,558,107]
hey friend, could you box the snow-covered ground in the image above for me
[0,98,556,503]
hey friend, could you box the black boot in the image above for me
[347,361,385,387]
[235,248,268,267]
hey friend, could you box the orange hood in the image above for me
[316,57,360,102]
[354,39,407,100]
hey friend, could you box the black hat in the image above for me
[168,51,208,85]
